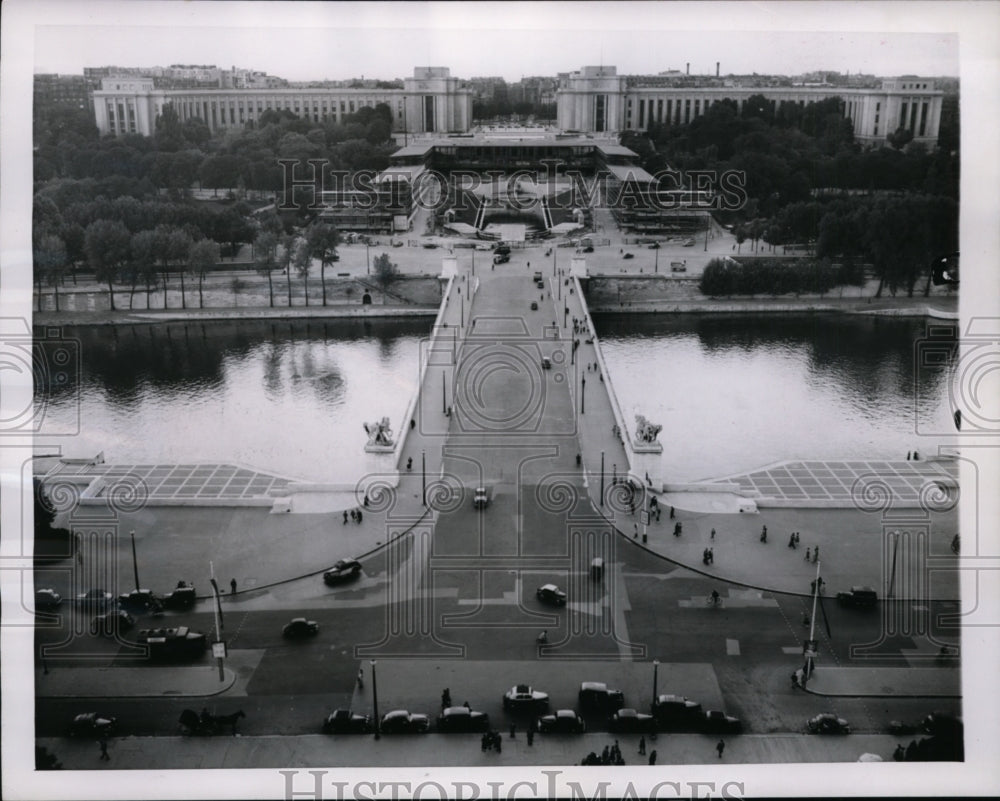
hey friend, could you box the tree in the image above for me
[84,219,131,311]
[254,230,278,307]
[278,233,297,306]
[128,229,159,309]
[292,239,312,306]
[199,154,245,196]
[188,239,220,308]
[372,252,400,300]
[306,223,340,306]
[34,232,67,312]
[213,207,254,257]
[887,127,914,151]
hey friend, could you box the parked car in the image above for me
[422,243,438,249]
[537,709,586,734]
[495,244,511,255]
[69,712,117,737]
[540,357,552,371]
[923,712,962,737]
[437,706,490,733]
[164,582,197,610]
[683,238,696,247]
[35,588,61,612]
[503,684,549,712]
[473,486,490,509]
[530,301,538,310]
[536,584,566,606]
[608,708,655,733]
[807,713,850,734]
[578,682,625,714]
[75,589,115,608]
[653,694,702,728]
[701,710,743,734]
[379,710,430,734]
[648,242,660,249]
[324,559,362,585]
[582,246,594,253]
[135,626,207,660]
[622,252,634,259]
[118,589,164,613]
[322,709,370,734]
[536,279,545,289]
[282,617,319,639]
[836,586,878,608]
[92,610,135,637]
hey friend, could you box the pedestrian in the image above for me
[230,578,237,595]
[638,735,646,755]
[357,668,364,689]
[794,531,800,545]
[634,523,638,539]
[407,457,413,471]
[703,548,709,564]
[495,733,502,754]
[648,749,657,766]
[805,547,811,561]
[708,547,714,564]
[906,451,911,461]
[351,509,357,522]
[481,733,489,751]
[788,533,796,548]
[716,739,725,758]
[711,527,716,539]
[343,510,349,524]
[527,728,534,746]
[363,494,369,507]
[893,744,905,761]
[802,613,810,627]
[99,738,110,761]
[357,509,363,524]
[464,700,471,710]
[656,508,661,522]
[602,745,610,764]
[760,529,767,543]
[527,262,530,269]
[410,419,415,430]
[670,506,675,519]
[812,545,819,563]
[510,723,516,739]
[442,688,451,708]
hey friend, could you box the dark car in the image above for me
[923,712,962,737]
[437,706,490,733]
[324,559,362,585]
[503,684,549,713]
[136,626,207,659]
[653,694,702,728]
[164,582,197,610]
[701,710,743,734]
[578,682,625,714]
[282,617,319,638]
[91,609,135,637]
[379,710,430,734]
[536,279,545,289]
[69,712,117,738]
[536,584,566,605]
[582,246,594,253]
[622,252,634,259]
[495,244,511,255]
[530,301,538,310]
[836,586,878,608]
[35,588,62,612]
[322,709,371,734]
[493,254,510,265]
[118,589,163,613]
[807,713,850,734]
[537,709,586,734]
[648,242,660,249]
[609,708,655,733]
[422,243,438,249]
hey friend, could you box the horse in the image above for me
[214,710,246,735]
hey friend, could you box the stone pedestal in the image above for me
[441,256,458,279]
[363,444,399,490]
[631,441,663,491]
[570,257,587,277]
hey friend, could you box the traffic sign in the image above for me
[212,641,227,659]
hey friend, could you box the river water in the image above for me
[37,313,956,484]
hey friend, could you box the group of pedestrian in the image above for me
[702,547,715,565]
[905,451,921,461]
[788,532,801,548]
[581,741,627,766]
[804,545,819,563]
[344,508,364,524]
[481,730,503,753]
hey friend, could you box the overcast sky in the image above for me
[29,1,962,82]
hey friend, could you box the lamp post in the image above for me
[442,370,447,414]
[888,530,900,599]
[366,241,370,275]
[654,246,659,273]
[208,562,226,682]
[129,529,140,592]
[422,450,427,506]
[600,451,605,507]
[652,659,660,708]
[403,97,408,147]
[371,660,381,739]
[580,375,586,414]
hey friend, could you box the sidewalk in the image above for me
[37,731,909,769]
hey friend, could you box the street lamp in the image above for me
[652,659,660,708]
[208,562,226,683]
[600,451,605,507]
[654,246,659,273]
[129,529,140,592]
[421,450,427,506]
[371,660,381,739]
[366,241,370,275]
[580,375,586,414]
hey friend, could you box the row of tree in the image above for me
[700,256,864,297]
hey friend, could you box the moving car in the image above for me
[136,626,207,659]
[540,356,552,370]
[35,588,61,612]
[282,617,320,638]
[701,710,743,734]
[422,243,438,249]
[437,706,490,733]
[493,254,510,265]
[164,582,197,610]
[537,709,586,734]
[536,584,566,605]
[578,681,625,714]
[322,709,371,734]
[379,710,430,734]
[530,301,538,310]
[91,610,135,637]
[648,242,660,249]
[495,244,511,255]
[836,586,878,608]
[807,713,850,734]
[473,487,490,510]
[75,588,115,609]
[323,559,362,585]
[536,279,545,289]
[503,684,549,713]
[69,712,117,737]
[683,238,696,247]
[608,708,655,733]
[118,589,163,613]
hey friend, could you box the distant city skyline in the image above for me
[30,3,962,84]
